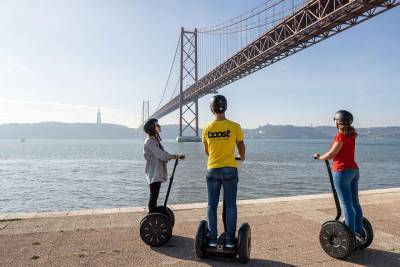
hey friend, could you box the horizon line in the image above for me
[1,121,400,130]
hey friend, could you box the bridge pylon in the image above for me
[177,27,201,142]
[141,100,149,126]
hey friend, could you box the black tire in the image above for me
[238,223,251,263]
[319,221,355,259]
[166,207,175,227]
[358,217,373,249]
[153,206,175,227]
[195,220,208,259]
[140,213,172,247]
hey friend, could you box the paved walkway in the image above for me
[1,188,400,266]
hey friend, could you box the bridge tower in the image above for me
[176,27,201,142]
[96,109,101,124]
[142,100,149,126]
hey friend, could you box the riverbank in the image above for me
[1,188,400,266]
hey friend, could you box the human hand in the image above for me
[176,154,185,160]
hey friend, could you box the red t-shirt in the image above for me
[332,132,359,171]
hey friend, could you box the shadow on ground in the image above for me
[346,248,400,267]
[151,235,296,266]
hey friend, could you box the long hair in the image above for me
[148,129,162,144]
[155,132,162,143]
[338,124,358,137]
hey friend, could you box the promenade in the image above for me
[1,188,400,266]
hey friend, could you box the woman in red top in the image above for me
[314,110,365,243]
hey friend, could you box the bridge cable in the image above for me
[155,35,181,111]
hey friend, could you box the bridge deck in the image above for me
[152,0,399,119]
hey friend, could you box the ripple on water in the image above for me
[0,139,399,212]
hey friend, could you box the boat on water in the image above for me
[20,138,26,142]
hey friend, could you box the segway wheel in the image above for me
[153,206,175,227]
[358,217,373,250]
[195,220,208,258]
[140,213,172,247]
[166,207,175,227]
[238,223,251,263]
[319,221,355,259]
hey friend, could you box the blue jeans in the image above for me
[333,169,363,234]
[206,167,238,243]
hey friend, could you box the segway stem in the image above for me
[164,158,180,207]
[324,160,342,221]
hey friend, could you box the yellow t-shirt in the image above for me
[202,119,244,169]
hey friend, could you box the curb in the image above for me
[1,187,399,221]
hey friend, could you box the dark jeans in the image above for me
[206,167,238,243]
[148,182,161,212]
[333,169,363,234]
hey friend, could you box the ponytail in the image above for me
[155,132,162,143]
[338,123,357,137]
[344,125,358,137]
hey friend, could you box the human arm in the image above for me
[202,126,209,156]
[314,141,343,160]
[203,141,209,156]
[145,139,174,162]
[236,141,245,161]
[236,125,245,160]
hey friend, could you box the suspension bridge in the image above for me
[144,0,399,142]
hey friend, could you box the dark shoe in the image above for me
[225,239,235,248]
[208,238,217,247]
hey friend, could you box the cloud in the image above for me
[0,97,140,127]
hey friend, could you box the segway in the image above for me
[195,158,251,263]
[316,158,374,259]
[140,157,183,247]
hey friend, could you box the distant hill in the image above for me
[0,122,399,139]
[245,124,400,139]
[0,122,140,139]
[245,125,331,139]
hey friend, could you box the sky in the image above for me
[0,0,399,129]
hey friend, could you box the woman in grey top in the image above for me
[143,118,184,212]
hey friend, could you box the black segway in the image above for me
[140,157,183,247]
[316,158,374,259]
[195,158,251,263]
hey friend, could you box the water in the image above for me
[1,139,399,213]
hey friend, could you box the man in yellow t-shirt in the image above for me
[202,95,246,248]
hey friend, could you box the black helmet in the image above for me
[143,118,158,135]
[333,110,353,125]
[210,95,227,113]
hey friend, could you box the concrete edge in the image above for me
[1,187,399,220]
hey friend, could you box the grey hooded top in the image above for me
[143,137,173,184]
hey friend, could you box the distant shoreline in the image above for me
[0,137,399,141]
[1,122,400,139]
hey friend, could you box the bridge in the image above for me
[148,0,399,142]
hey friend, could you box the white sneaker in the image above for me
[355,233,366,245]
[208,240,217,247]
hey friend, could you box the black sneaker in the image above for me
[208,239,217,247]
[225,240,235,248]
